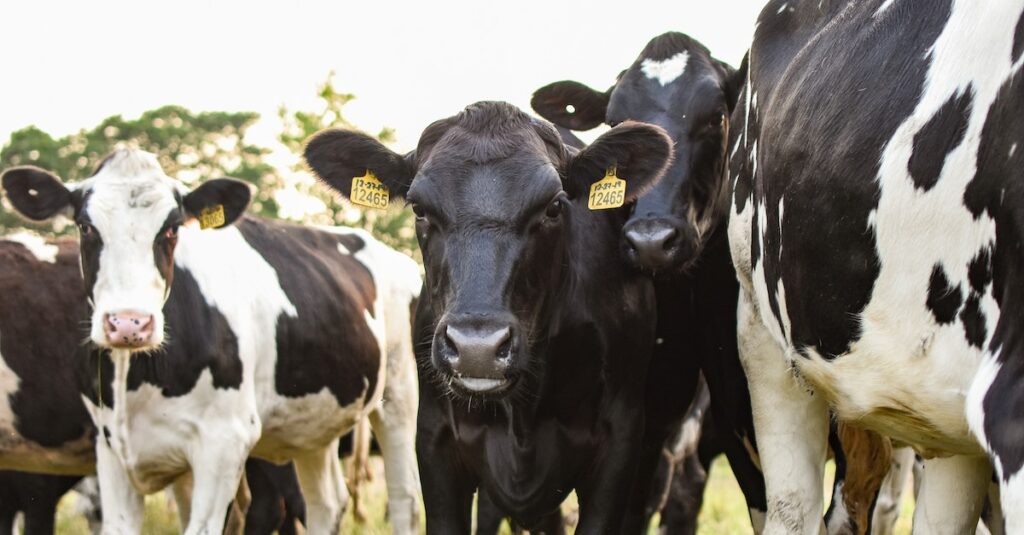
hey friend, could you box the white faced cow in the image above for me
[729,0,1024,533]
[1,149,422,535]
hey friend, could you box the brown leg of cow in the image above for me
[345,415,373,524]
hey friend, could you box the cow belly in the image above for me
[0,431,94,475]
[793,323,985,457]
[253,386,375,462]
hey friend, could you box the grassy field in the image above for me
[54,457,915,534]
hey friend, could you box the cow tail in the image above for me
[837,421,893,535]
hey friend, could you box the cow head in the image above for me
[533,32,744,273]
[1,149,250,351]
[306,102,671,397]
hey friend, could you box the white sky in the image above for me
[0,1,761,153]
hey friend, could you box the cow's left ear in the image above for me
[182,178,251,229]
[531,80,610,131]
[564,121,673,203]
[304,129,416,200]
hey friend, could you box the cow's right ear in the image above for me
[304,129,415,200]
[1,166,73,221]
[531,80,610,131]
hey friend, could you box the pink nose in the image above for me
[104,312,155,348]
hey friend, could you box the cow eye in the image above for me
[545,198,564,220]
[78,223,95,237]
[412,204,427,221]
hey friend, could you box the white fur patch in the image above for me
[876,0,897,16]
[5,232,58,263]
[641,51,690,87]
[0,337,21,441]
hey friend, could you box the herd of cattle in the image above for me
[0,1,1021,533]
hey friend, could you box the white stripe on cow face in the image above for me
[79,151,185,351]
[640,51,690,87]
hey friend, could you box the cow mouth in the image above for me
[451,374,513,395]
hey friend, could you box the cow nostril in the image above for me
[661,228,679,251]
[443,328,458,361]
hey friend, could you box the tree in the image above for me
[0,106,282,232]
[277,72,418,257]
[0,76,419,259]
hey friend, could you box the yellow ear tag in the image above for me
[350,170,390,209]
[198,204,225,229]
[588,167,626,210]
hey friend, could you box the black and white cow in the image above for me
[1,150,422,534]
[729,0,1024,532]
[531,31,764,532]
[305,101,674,533]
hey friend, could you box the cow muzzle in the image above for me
[103,311,156,349]
[434,315,517,395]
[623,217,696,271]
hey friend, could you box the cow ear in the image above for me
[1,166,73,221]
[183,178,251,229]
[531,80,610,131]
[718,54,747,112]
[304,129,415,200]
[565,121,673,202]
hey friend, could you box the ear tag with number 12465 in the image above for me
[588,167,626,210]
[199,204,225,229]
[350,170,390,209]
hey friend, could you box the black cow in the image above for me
[729,0,1024,532]
[306,101,674,533]
[531,32,765,532]
[1,151,422,534]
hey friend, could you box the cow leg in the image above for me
[95,437,144,535]
[871,446,915,535]
[737,292,829,535]
[980,481,1003,535]
[181,440,249,535]
[224,469,251,535]
[575,399,646,535]
[911,455,989,534]
[171,471,194,529]
[23,504,58,535]
[475,489,506,535]
[244,459,287,535]
[529,508,566,535]
[345,415,372,523]
[0,506,14,535]
[657,448,709,535]
[417,388,474,535]
[368,348,420,534]
[293,439,348,534]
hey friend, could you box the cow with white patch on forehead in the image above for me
[533,33,768,534]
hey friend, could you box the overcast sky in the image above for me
[0,1,762,153]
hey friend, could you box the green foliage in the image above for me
[0,74,417,257]
[0,106,282,233]
[278,72,417,258]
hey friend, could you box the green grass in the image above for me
[53,457,916,534]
